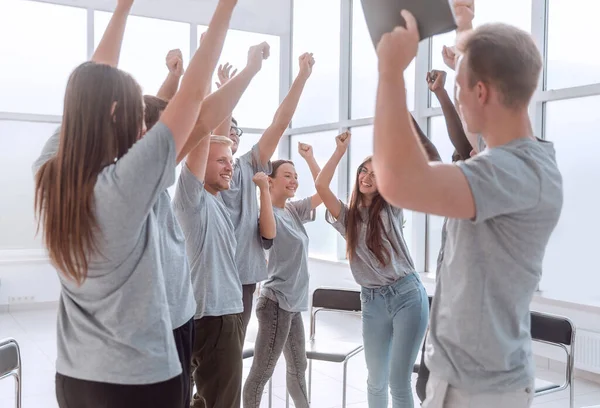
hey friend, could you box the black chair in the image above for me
[0,338,22,408]
[305,288,364,408]
[531,311,576,408]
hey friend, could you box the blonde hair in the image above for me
[210,135,233,146]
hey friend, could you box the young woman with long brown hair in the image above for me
[315,132,429,408]
[32,0,237,406]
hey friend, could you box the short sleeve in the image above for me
[106,122,176,221]
[172,163,207,215]
[388,205,405,226]
[288,197,316,224]
[457,147,541,224]
[325,201,349,237]
[239,143,273,175]
[32,126,61,174]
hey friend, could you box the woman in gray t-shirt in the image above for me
[243,146,322,408]
[315,132,429,408]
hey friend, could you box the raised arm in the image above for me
[253,172,276,240]
[197,44,267,132]
[427,70,471,160]
[411,116,441,162]
[373,10,475,219]
[297,142,323,209]
[157,49,184,101]
[91,0,133,66]
[159,0,236,158]
[185,134,211,183]
[257,53,315,165]
[315,132,350,219]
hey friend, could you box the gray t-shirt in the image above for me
[153,190,197,329]
[220,144,272,285]
[173,165,243,319]
[326,201,416,288]
[33,123,182,385]
[261,198,315,312]
[425,137,563,393]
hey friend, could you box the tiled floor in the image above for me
[1,305,600,407]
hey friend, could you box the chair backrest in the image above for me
[530,311,575,346]
[312,288,361,313]
[310,288,361,339]
[0,338,20,380]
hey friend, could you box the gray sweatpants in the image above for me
[243,297,309,408]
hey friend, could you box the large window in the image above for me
[429,0,532,108]
[95,13,191,96]
[204,29,281,129]
[292,0,341,127]
[546,0,600,90]
[351,1,415,118]
[0,121,58,250]
[541,96,600,297]
[290,131,339,259]
[0,0,87,115]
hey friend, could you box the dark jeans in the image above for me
[56,373,182,408]
[173,318,194,408]
[241,283,257,336]
[191,313,244,408]
[243,297,309,408]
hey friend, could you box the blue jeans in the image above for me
[361,273,429,408]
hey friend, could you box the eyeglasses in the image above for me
[230,125,243,137]
[359,166,375,179]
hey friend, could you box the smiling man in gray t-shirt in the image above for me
[372,14,563,408]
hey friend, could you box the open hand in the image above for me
[253,172,270,190]
[166,49,184,77]
[335,131,351,153]
[377,10,420,77]
[298,142,314,159]
[216,63,237,88]
[298,52,315,79]
[427,70,447,92]
[247,42,270,74]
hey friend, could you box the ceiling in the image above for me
[33,0,291,35]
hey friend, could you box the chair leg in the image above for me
[342,361,348,408]
[15,374,21,408]
[308,358,313,403]
[268,378,273,408]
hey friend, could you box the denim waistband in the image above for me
[361,272,422,299]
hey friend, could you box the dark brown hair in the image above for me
[35,62,144,285]
[461,23,542,109]
[346,156,399,266]
[270,160,294,178]
[144,95,168,130]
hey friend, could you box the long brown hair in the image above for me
[34,62,144,285]
[346,156,399,266]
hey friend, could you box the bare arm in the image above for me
[298,142,323,210]
[315,132,350,219]
[253,173,276,239]
[257,53,314,165]
[159,0,236,158]
[427,70,471,161]
[411,116,441,162]
[157,50,184,100]
[185,134,211,183]
[373,11,475,219]
[91,0,132,66]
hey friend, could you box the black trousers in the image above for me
[56,373,182,408]
[241,283,257,336]
[191,314,244,408]
[173,318,194,408]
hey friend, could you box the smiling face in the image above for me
[205,142,234,194]
[357,160,377,197]
[269,161,298,199]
